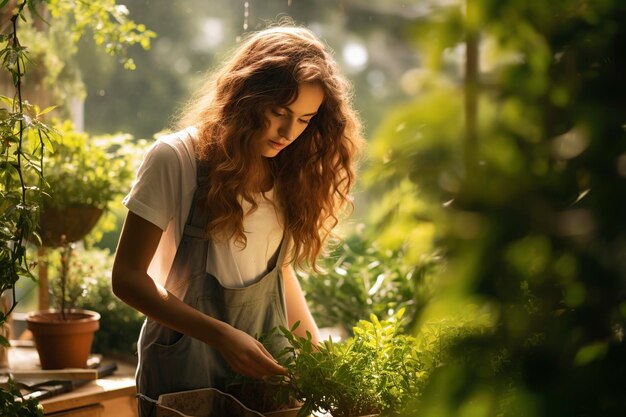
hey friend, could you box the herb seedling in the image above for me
[276,309,425,417]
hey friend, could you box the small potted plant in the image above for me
[276,310,425,417]
[25,238,101,369]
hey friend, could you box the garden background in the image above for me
[1,0,625,416]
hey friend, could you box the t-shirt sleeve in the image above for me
[122,141,182,231]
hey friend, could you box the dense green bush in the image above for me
[298,228,441,336]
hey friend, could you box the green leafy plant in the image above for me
[1,1,55,346]
[38,120,143,211]
[298,229,441,336]
[277,310,425,417]
[0,378,43,417]
[34,123,146,320]
[270,307,492,417]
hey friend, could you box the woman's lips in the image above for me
[269,140,287,150]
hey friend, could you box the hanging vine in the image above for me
[0,0,52,346]
[1,0,153,412]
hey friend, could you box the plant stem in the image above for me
[2,0,30,325]
[59,240,73,320]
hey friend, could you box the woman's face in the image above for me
[259,82,324,158]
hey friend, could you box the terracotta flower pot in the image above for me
[38,206,104,247]
[26,309,100,369]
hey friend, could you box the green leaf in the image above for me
[27,0,49,24]
[37,105,57,117]
[291,320,301,332]
[0,95,14,108]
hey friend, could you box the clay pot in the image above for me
[26,309,100,369]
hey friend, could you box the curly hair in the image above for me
[177,24,364,271]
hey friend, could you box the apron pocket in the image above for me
[145,318,187,347]
[142,335,215,396]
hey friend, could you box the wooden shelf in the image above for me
[6,345,138,417]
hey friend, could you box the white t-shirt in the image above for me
[122,128,284,288]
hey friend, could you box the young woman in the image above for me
[112,24,363,414]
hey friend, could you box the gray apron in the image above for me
[136,161,289,416]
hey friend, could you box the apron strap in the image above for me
[182,139,288,269]
[183,158,212,239]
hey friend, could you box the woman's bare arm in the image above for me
[282,263,321,346]
[112,211,285,378]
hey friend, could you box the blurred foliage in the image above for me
[299,226,441,336]
[365,0,626,415]
[76,0,422,139]
[47,0,155,69]
[9,0,155,117]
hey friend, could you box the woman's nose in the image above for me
[278,120,295,142]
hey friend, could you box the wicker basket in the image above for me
[38,206,103,247]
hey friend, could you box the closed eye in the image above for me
[271,105,316,125]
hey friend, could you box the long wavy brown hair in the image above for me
[177,24,364,271]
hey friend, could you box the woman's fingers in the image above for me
[216,325,287,379]
[255,340,288,375]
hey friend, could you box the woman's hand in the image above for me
[214,325,287,379]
